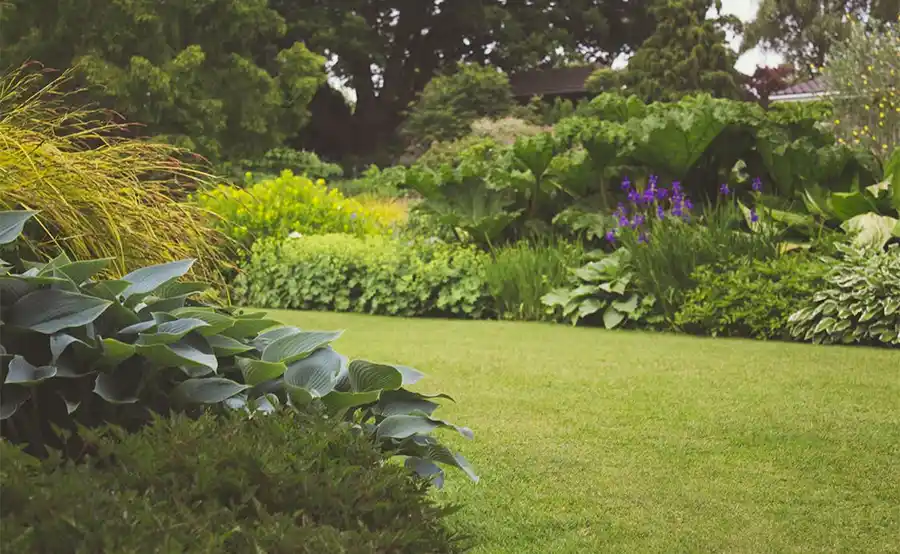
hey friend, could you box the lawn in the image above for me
[268,310,900,554]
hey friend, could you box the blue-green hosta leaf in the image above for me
[55,258,114,285]
[169,308,235,335]
[99,338,137,369]
[261,330,343,364]
[136,333,217,371]
[5,356,56,385]
[121,259,195,299]
[252,326,302,351]
[375,414,474,441]
[93,368,141,404]
[348,360,403,392]
[172,377,248,404]
[0,385,30,419]
[136,294,191,313]
[321,390,381,415]
[0,276,34,304]
[841,213,898,250]
[81,279,130,301]
[57,388,82,414]
[118,320,157,335]
[223,317,281,340]
[576,298,604,320]
[8,289,112,334]
[0,210,36,244]
[50,333,90,363]
[283,348,342,398]
[602,306,626,329]
[541,288,571,308]
[155,281,209,299]
[612,294,638,314]
[404,441,479,483]
[135,318,210,346]
[374,389,449,417]
[206,335,254,357]
[405,457,445,489]
[236,357,287,386]
[395,365,425,386]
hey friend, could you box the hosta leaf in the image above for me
[121,259,195,299]
[376,414,474,441]
[93,367,141,404]
[813,317,836,334]
[405,457,445,488]
[576,298,604,319]
[137,333,217,371]
[82,280,131,300]
[136,318,210,346]
[0,385,30,419]
[8,289,112,334]
[5,356,56,385]
[155,281,209,299]
[261,330,343,364]
[252,326,301,351]
[283,348,342,398]
[541,289,570,308]
[602,306,626,329]
[859,307,881,323]
[206,334,254,356]
[172,378,248,404]
[57,389,82,414]
[374,389,445,417]
[395,365,425,386]
[349,360,403,392]
[236,357,287,386]
[612,294,638,314]
[321,390,381,415]
[169,308,235,335]
[0,211,36,244]
[99,338,137,369]
[50,333,89,363]
[405,441,479,483]
[56,258,114,284]
[118,320,157,335]
[223,318,280,340]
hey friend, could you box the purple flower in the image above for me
[648,175,658,188]
[350,212,358,220]
[642,187,656,204]
[631,214,646,229]
[656,204,665,219]
[605,229,617,243]
[750,208,759,223]
[637,231,648,244]
[620,177,632,191]
[627,189,640,203]
[684,198,694,211]
[656,187,669,200]
[672,206,683,218]
[719,183,730,196]
[617,215,629,227]
[752,177,762,192]
[672,181,682,194]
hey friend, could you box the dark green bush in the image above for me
[675,255,827,339]
[234,235,490,318]
[0,410,463,554]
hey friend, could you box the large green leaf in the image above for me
[261,330,343,364]
[120,259,195,299]
[374,389,447,417]
[93,365,142,404]
[348,360,403,392]
[252,326,302,351]
[404,440,479,483]
[135,318,210,346]
[83,280,131,300]
[5,356,57,384]
[136,332,217,371]
[56,258,114,284]
[321,389,381,415]
[236,357,287,386]
[0,385,30,420]
[172,377,248,404]
[602,306,625,329]
[49,333,90,363]
[206,334,254,356]
[169,308,235,335]
[0,211,36,244]
[283,347,342,398]
[376,414,474,441]
[841,213,899,249]
[222,317,281,339]
[98,338,137,368]
[8,289,112,334]
[829,192,876,221]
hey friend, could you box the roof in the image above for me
[770,77,833,102]
[508,65,599,98]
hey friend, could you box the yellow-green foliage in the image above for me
[0,66,234,287]
[196,172,405,244]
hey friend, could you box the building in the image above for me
[769,77,834,103]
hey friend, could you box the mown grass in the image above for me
[268,310,900,554]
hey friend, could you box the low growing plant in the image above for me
[788,244,900,346]
[0,211,475,484]
[1,410,463,553]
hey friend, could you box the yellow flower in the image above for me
[316,178,326,186]
[834,119,841,124]
[883,144,889,150]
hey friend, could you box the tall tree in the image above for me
[0,0,326,162]
[586,0,746,102]
[743,0,900,74]
[272,0,659,160]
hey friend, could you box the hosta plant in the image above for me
[788,244,900,347]
[0,211,475,485]
[541,247,660,328]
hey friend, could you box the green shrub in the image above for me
[675,255,827,339]
[485,238,583,321]
[0,410,462,553]
[789,244,900,346]
[542,248,662,329]
[336,164,408,198]
[228,147,344,182]
[195,171,402,245]
[0,211,476,483]
[234,234,490,319]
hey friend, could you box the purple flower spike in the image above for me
[621,177,632,191]
[648,175,658,187]
[642,188,655,204]
[618,215,629,227]
[750,208,759,223]
[719,183,730,196]
[656,187,669,200]
[656,204,665,220]
[672,207,683,217]
[672,180,682,194]
[684,198,694,211]
[638,231,648,244]
[627,189,640,203]
[605,230,617,243]
[752,177,762,192]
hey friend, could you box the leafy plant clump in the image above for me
[788,244,900,346]
[0,211,475,483]
[542,247,661,329]
[195,171,403,245]
[1,410,463,553]
[234,234,490,319]
[675,255,827,339]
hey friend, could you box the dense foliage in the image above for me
[675,255,827,339]
[229,147,344,182]
[235,235,490,318]
[789,244,900,346]
[0,211,475,483]
[0,411,462,553]
[0,67,234,288]
[196,172,404,245]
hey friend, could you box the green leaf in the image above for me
[121,259,195,299]
[118,320,157,335]
[0,385,30,419]
[283,347,342,398]
[5,356,56,385]
[236,357,287,386]
[348,360,403,392]
[252,326,301,351]
[135,318,211,346]
[404,457,445,488]
[93,367,141,404]
[222,317,280,339]
[136,333,217,371]
[261,330,343,364]
[49,333,89,363]
[602,306,626,329]
[376,414,474,441]
[611,294,638,314]
[828,191,876,221]
[98,338,137,369]
[321,389,381,415]
[374,389,446,417]
[206,334,254,356]
[404,441,479,483]
[172,377,248,404]
[395,365,425,386]
[576,298,604,319]
[169,308,235,335]
[841,213,899,250]
[83,280,131,300]
[8,289,112,334]
[56,258,114,284]
[0,211,37,244]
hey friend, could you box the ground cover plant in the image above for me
[281,310,900,554]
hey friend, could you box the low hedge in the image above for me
[234,234,490,318]
[674,254,827,340]
[0,410,463,554]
